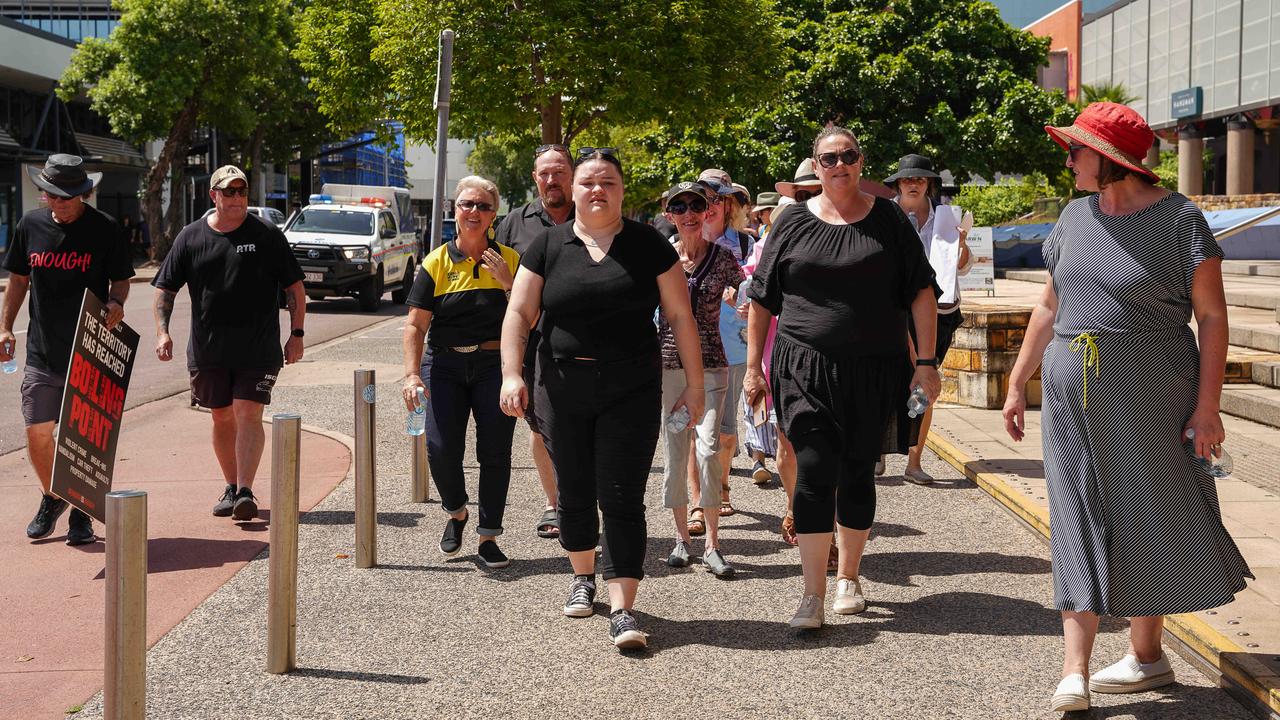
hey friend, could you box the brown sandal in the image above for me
[687,508,706,536]
[781,514,798,546]
[718,500,736,517]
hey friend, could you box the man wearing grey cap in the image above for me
[2,153,134,545]
[152,165,306,521]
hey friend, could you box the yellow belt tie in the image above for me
[1069,332,1101,410]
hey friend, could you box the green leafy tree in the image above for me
[60,0,303,259]
[295,0,786,145]
[1078,81,1139,107]
[628,0,1078,203]
[957,173,1056,225]
[465,134,537,209]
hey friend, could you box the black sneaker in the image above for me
[609,609,647,650]
[477,540,510,568]
[27,494,69,539]
[231,487,258,521]
[439,512,468,555]
[212,484,236,517]
[562,574,596,618]
[65,509,95,546]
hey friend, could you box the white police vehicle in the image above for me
[284,184,419,311]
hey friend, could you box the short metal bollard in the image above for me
[354,369,377,568]
[105,489,147,720]
[266,413,301,674]
[410,431,430,503]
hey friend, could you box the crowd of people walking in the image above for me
[2,102,1253,712]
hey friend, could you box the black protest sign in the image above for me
[51,291,139,523]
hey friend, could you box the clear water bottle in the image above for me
[1,340,16,375]
[907,386,929,418]
[666,406,692,434]
[1184,429,1233,478]
[405,387,427,436]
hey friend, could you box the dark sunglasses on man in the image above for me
[666,196,708,215]
[217,185,249,197]
[456,199,495,212]
[816,149,862,169]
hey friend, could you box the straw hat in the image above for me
[1045,102,1159,182]
[774,159,822,198]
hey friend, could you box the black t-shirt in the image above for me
[2,206,134,374]
[153,215,304,370]
[521,218,679,361]
[494,200,574,256]
[747,198,939,355]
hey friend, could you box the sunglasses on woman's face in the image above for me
[816,149,862,168]
[666,196,708,215]
[456,199,494,212]
[1068,143,1089,160]
[794,188,822,202]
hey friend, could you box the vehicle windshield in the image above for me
[286,208,373,236]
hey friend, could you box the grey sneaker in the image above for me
[789,593,823,629]
[563,575,596,618]
[667,540,691,567]
[231,487,258,521]
[751,460,771,485]
[211,484,236,517]
[702,548,735,578]
[609,609,647,650]
[833,577,867,614]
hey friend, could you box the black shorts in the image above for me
[522,363,540,433]
[21,365,65,426]
[190,367,281,408]
[909,310,964,363]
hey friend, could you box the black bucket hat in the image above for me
[883,154,941,185]
[27,154,102,198]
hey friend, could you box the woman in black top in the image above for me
[744,127,941,630]
[499,149,704,651]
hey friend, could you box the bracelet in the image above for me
[915,358,938,367]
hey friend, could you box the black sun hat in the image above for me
[27,154,102,198]
[883,154,941,185]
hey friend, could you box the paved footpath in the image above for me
[43,317,1253,719]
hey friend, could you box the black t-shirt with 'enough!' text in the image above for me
[153,215,304,370]
[2,206,134,375]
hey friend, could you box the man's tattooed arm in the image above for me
[154,288,176,334]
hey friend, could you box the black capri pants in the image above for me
[534,353,662,581]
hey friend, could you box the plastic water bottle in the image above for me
[1184,429,1233,478]
[1,340,16,374]
[666,406,692,434]
[907,386,929,419]
[405,387,427,436]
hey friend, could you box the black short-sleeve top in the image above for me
[520,218,679,361]
[747,197,939,355]
[406,239,520,348]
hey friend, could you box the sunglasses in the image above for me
[666,196,708,215]
[816,149,862,168]
[794,188,822,202]
[456,199,495,212]
[217,186,249,197]
[576,146,622,169]
[1067,142,1089,159]
[535,143,570,158]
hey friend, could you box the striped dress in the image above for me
[1041,192,1252,617]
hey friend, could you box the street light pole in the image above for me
[429,29,455,250]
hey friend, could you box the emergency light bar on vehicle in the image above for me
[307,194,389,207]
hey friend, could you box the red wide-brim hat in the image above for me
[1045,102,1160,182]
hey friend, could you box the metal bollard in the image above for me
[354,369,377,568]
[266,413,301,674]
[105,490,147,720]
[410,431,430,503]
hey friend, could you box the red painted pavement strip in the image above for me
[0,394,351,720]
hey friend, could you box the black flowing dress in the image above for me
[747,198,939,458]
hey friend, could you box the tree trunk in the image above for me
[145,97,200,262]
[540,96,562,145]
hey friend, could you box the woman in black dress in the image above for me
[499,149,705,650]
[744,127,941,629]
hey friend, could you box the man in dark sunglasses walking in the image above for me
[152,165,306,522]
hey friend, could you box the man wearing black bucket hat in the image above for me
[1,154,134,546]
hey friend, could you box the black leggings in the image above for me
[790,428,876,533]
[535,354,661,581]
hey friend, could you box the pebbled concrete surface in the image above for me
[70,318,1251,720]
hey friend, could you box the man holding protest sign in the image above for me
[1,154,133,546]
[153,165,305,521]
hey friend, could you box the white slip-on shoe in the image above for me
[874,457,886,476]
[832,577,867,614]
[1089,654,1175,693]
[1051,673,1090,712]
[789,593,824,629]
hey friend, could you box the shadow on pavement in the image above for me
[872,592,1061,636]
[300,510,425,528]
[303,299,404,317]
[1067,684,1244,719]
[861,550,1051,586]
[88,536,272,578]
[965,457,1045,480]
[874,475,974,490]
[290,666,431,685]
[870,521,926,538]
[631,612,880,653]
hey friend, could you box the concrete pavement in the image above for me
[54,316,1252,719]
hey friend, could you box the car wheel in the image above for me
[358,268,384,311]
[391,260,415,304]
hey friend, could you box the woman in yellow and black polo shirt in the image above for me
[402,175,519,568]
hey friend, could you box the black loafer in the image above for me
[439,513,468,555]
[478,540,509,568]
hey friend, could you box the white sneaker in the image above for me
[1089,654,1175,693]
[789,593,824,629]
[832,577,867,614]
[1051,673,1090,712]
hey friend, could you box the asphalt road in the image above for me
[0,290,406,455]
